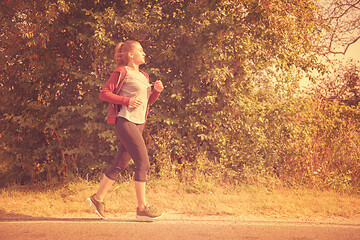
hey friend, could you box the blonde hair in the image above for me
[114,40,139,67]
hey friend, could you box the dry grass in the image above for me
[0,178,359,221]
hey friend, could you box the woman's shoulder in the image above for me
[114,65,127,74]
[139,69,149,79]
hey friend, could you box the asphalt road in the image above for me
[1,214,360,240]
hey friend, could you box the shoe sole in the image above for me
[86,198,105,219]
[136,213,164,222]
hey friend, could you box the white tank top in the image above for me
[117,66,152,124]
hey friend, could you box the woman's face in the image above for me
[130,43,146,65]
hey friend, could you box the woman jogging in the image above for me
[86,40,164,221]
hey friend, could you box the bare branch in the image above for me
[318,0,360,55]
[323,0,360,20]
[328,35,360,54]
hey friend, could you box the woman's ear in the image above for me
[128,51,134,59]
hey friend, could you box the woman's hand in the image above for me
[154,80,164,92]
[129,98,142,108]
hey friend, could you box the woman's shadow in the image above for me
[0,209,143,223]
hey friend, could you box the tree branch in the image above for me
[328,35,360,54]
[327,0,360,20]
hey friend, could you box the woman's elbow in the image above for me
[99,91,107,101]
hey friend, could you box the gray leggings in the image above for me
[105,117,150,182]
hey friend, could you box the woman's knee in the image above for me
[105,172,118,181]
[105,167,124,180]
[134,164,150,182]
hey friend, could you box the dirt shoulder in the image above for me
[1,211,360,227]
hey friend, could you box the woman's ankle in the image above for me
[138,204,146,211]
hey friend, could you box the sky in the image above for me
[339,40,360,62]
[317,0,360,63]
[297,0,360,89]
[299,39,360,89]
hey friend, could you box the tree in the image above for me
[1,0,330,186]
[311,60,360,105]
[141,0,326,182]
[316,0,360,55]
[1,0,121,184]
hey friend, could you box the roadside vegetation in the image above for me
[1,178,359,220]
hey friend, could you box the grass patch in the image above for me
[0,178,359,221]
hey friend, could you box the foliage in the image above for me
[1,0,118,184]
[311,60,360,106]
[0,0,359,191]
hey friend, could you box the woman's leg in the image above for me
[135,181,146,210]
[105,139,132,181]
[95,174,115,202]
[114,118,150,209]
[97,135,131,201]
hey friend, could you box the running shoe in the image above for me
[86,194,106,219]
[136,205,164,221]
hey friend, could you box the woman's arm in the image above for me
[148,90,161,106]
[148,80,164,105]
[99,71,130,105]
